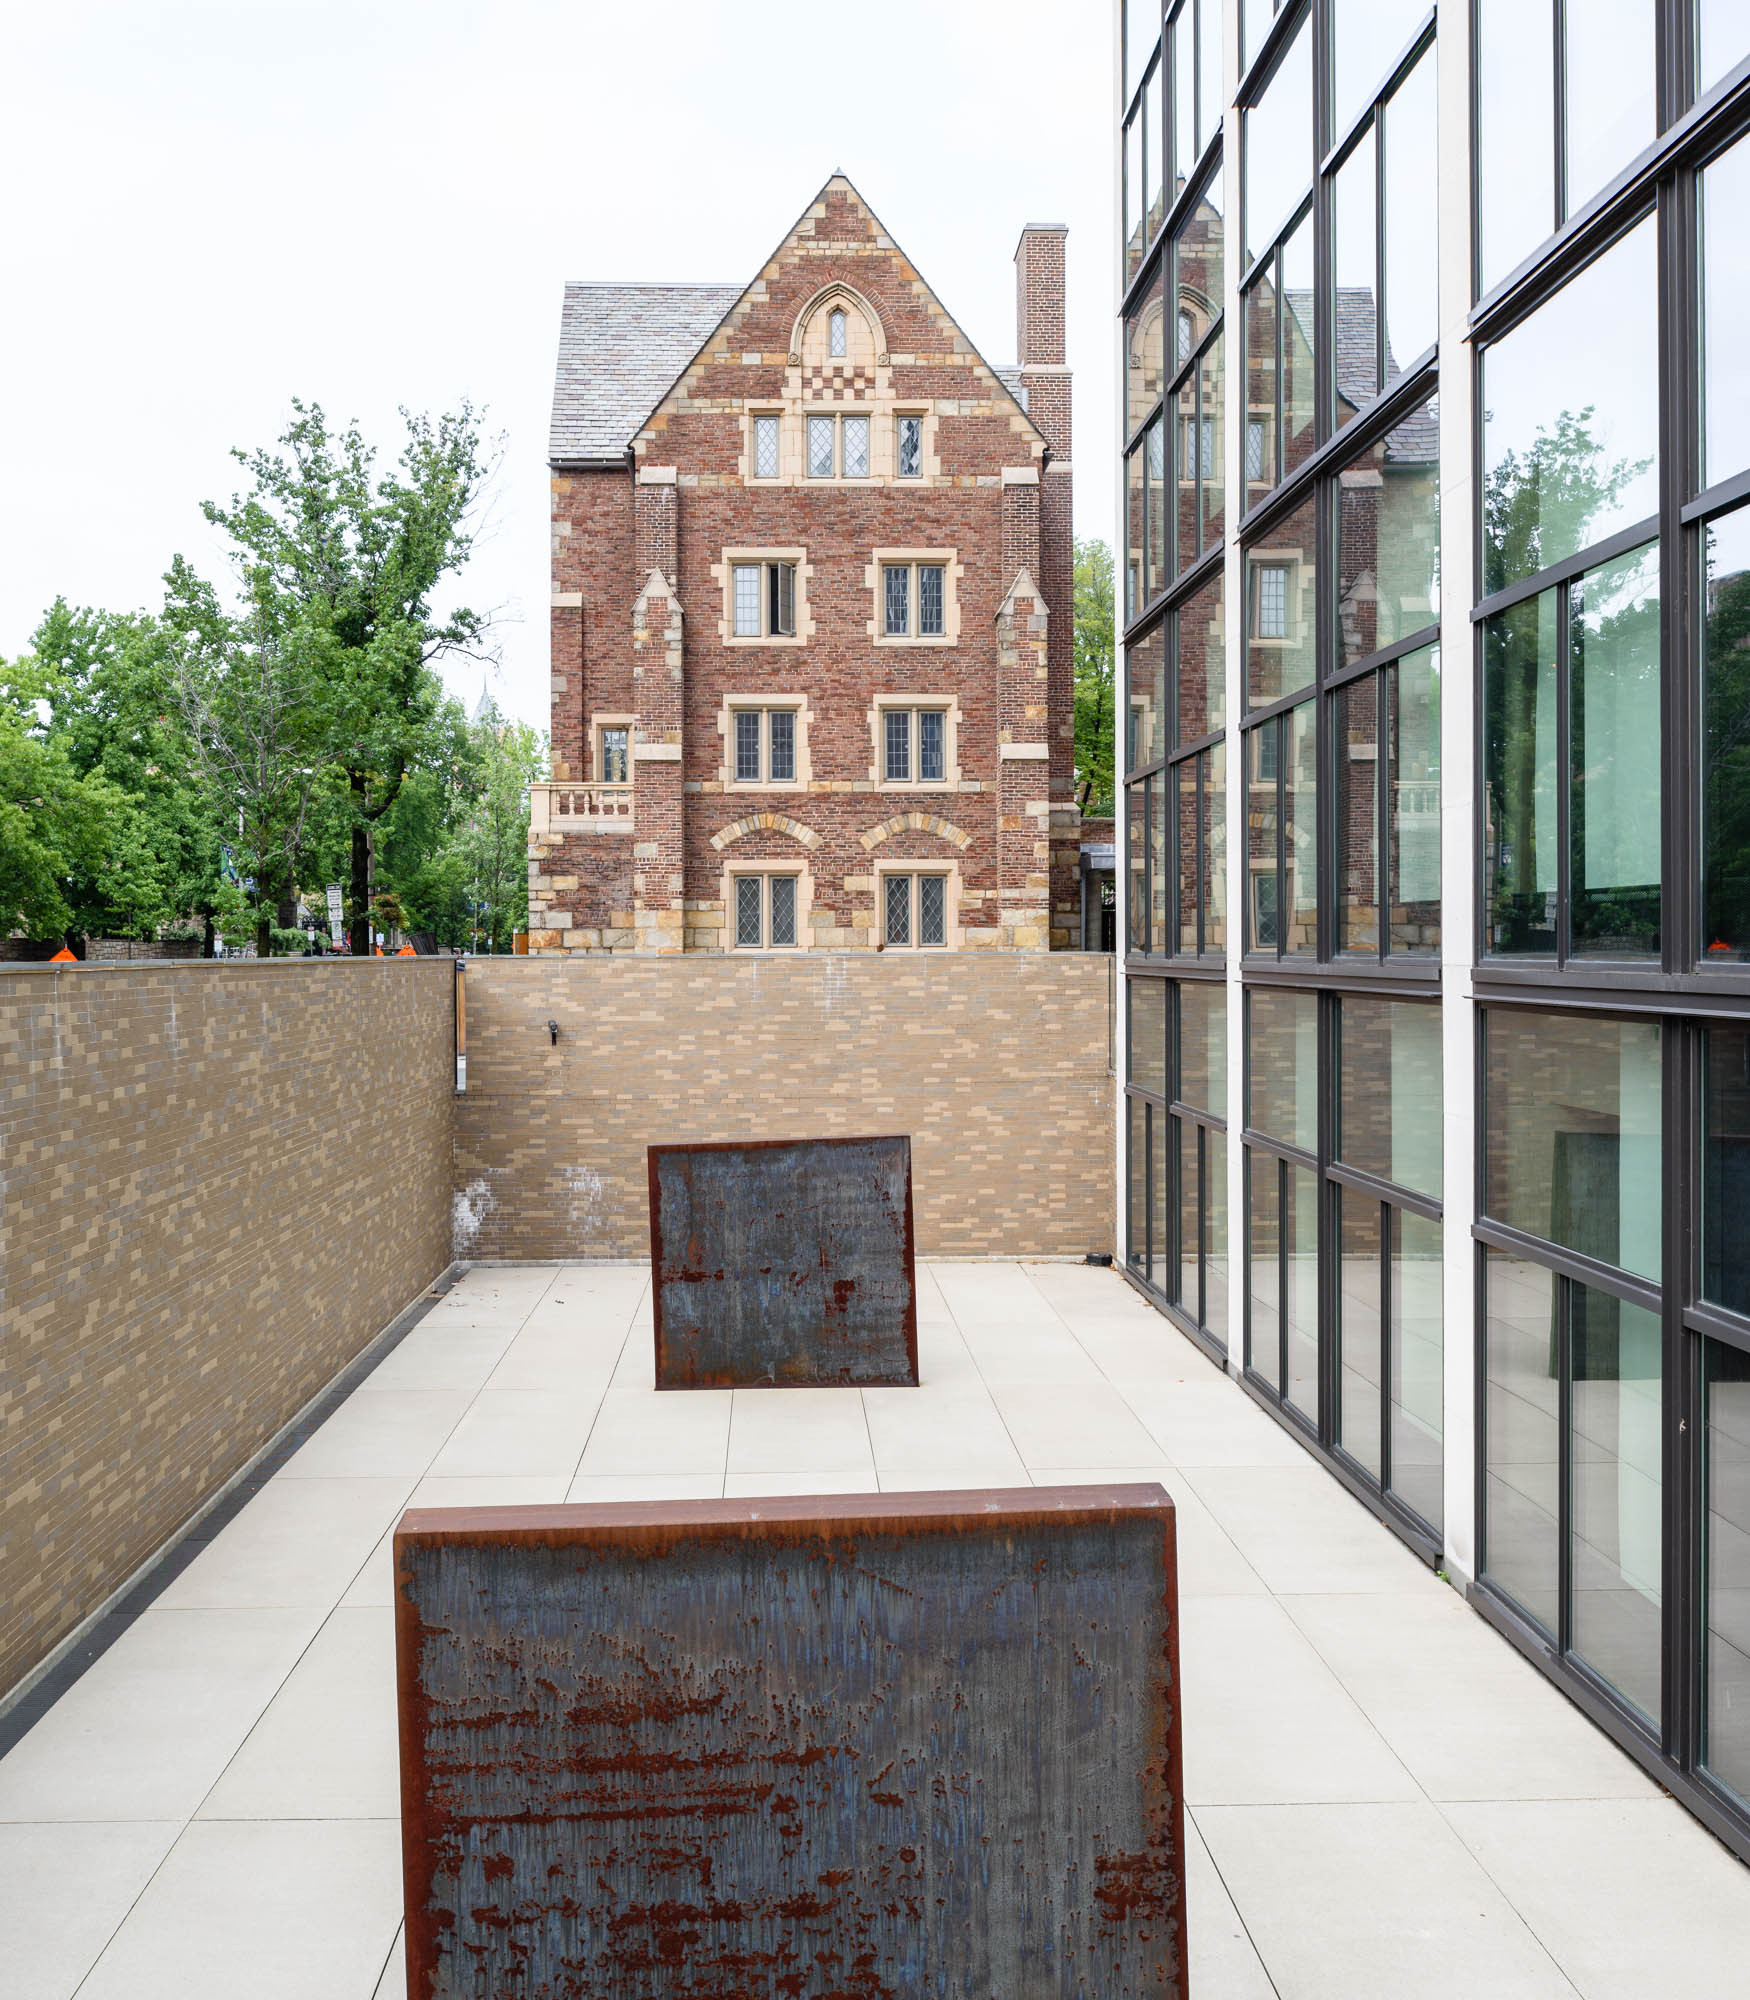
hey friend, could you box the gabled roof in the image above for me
[550,284,741,466]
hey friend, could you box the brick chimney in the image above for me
[1015,224,1067,369]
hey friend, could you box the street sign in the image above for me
[325,884,344,949]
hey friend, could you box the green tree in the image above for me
[196,400,498,953]
[1481,408,1649,599]
[1073,537,1116,815]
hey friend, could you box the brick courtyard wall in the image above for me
[452,954,1115,1261]
[0,959,455,1700]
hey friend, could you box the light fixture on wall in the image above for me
[547,1019,559,1045]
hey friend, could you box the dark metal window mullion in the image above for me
[1380,1199,1396,1496]
[1553,0,1569,229]
[1660,164,1698,977]
[1278,1153,1291,1398]
[1277,716,1289,959]
[1558,1273,1575,1658]
[1317,987,1338,1446]
[1666,1018,1699,1767]
[1556,581,1573,967]
[1379,665,1394,963]
[1376,88,1390,401]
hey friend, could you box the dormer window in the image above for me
[829,309,847,356]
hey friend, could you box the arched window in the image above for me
[829,309,847,357]
[1178,306,1195,364]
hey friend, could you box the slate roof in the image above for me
[550,283,742,465]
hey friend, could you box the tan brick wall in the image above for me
[0,959,455,1699]
[452,954,1115,1260]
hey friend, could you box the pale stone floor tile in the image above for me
[363,1320,519,1393]
[1178,1462,1437,1595]
[957,1321,1108,1385]
[1118,1375,1314,1468]
[575,1384,733,1475]
[1441,1799,1750,1999]
[426,1385,606,1478]
[1071,1319,1226,1380]
[198,1606,397,1820]
[876,1467,1037,1492]
[1034,1468,1267,1597]
[1197,1802,1580,2000]
[277,1387,473,1479]
[0,1606,325,1822]
[484,1320,627,1392]
[1182,1810,1277,1999]
[0,1820,179,2000]
[155,1476,413,1611]
[565,1472,725,1503]
[371,1926,405,2000]
[722,1472,884,1498]
[914,1322,982,1385]
[861,1382,1029,1480]
[76,1817,402,2000]
[726,1387,876,1474]
[339,1475,568,1610]
[993,1378,1171,1466]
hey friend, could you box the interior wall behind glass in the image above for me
[1484,589,1559,954]
[1704,505,1750,962]
[1704,133,1750,494]
[1338,996,1443,1196]
[1484,1249,1561,1633]
[1703,1024,1750,1316]
[1705,1337,1750,1808]
[1393,1210,1445,1532]
[1248,985,1318,1148]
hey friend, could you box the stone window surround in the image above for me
[870,858,963,952]
[712,548,815,647]
[1247,541,1308,650]
[590,712,636,785]
[720,858,815,952]
[867,548,963,647]
[742,406,937,487]
[867,692,963,791]
[716,691,815,793]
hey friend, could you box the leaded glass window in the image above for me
[919,710,945,783]
[843,416,870,478]
[733,565,761,636]
[886,709,911,781]
[600,726,629,785]
[736,875,763,947]
[829,308,847,356]
[919,874,947,945]
[808,416,835,478]
[769,710,795,783]
[1246,416,1267,482]
[1256,563,1288,639]
[885,873,912,944]
[919,565,945,636]
[735,711,761,783]
[897,416,923,477]
[770,875,797,947]
[884,565,910,636]
[753,415,779,479]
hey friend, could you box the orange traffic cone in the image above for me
[397,942,416,956]
[49,947,77,962]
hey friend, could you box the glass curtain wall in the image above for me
[1467,0,1750,1860]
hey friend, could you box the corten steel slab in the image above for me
[395,1484,1187,2000]
[646,1134,920,1389]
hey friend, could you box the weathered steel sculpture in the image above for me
[395,1485,1187,1998]
[647,1135,920,1388]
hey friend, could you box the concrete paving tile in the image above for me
[1442,1799,1750,1999]
[914,1322,982,1385]
[0,1820,179,2000]
[1034,1469,1267,1597]
[484,1320,626,1392]
[156,1477,412,1611]
[76,1817,402,2000]
[721,1473,885,1498]
[574,1385,733,1475]
[565,1473,725,1503]
[341,1476,571,1608]
[876,1468,1037,1492]
[931,1261,1067,1329]
[1197,1802,1579,1999]
[991,1379,1170,1465]
[1177,1463,1437,1594]
[277,1387,472,1479]
[861,1383,1028,1480]
[198,1607,396,1820]
[1182,1810,1276,1999]
[371,1927,405,2000]
[1282,1592,1658,1802]
[1118,1376,1312,1467]
[959,1322,1107,1385]
[0,1607,324,1822]
[426,1387,604,1478]
[1071,1319,1229,1381]
[362,1321,518,1393]
[726,1388,876,1475]
[1178,1596,1419,1805]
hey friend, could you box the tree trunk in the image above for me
[202,913,216,959]
[350,820,371,954]
[255,908,272,958]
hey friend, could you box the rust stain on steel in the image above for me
[647,1135,919,1389]
[395,1484,1187,1999]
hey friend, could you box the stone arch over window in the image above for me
[711,812,822,852]
[793,284,887,369]
[859,811,973,852]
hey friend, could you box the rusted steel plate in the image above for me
[395,1485,1187,1999]
[647,1135,919,1388]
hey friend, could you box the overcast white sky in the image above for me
[0,1,1116,731]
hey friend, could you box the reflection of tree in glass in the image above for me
[1571,549,1660,957]
[1482,407,1650,598]
[1704,550,1750,954]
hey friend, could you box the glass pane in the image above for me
[1483,588,1560,954]
[1179,1116,1201,1312]
[1172,2,1196,197]
[1147,414,1168,597]
[733,565,761,638]
[1247,984,1317,1149]
[1128,268,1164,440]
[1281,208,1316,476]
[885,708,911,782]
[828,310,846,357]
[1392,1210,1444,1531]
[601,728,629,785]
[1180,977,1227,1113]
[842,415,870,479]
[1178,760,1199,953]
[1243,0,1282,71]
[1196,0,1221,156]
[1481,219,1659,595]
[1285,700,1317,954]
[1699,0,1750,96]
[1333,124,1379,430]
[769,709,795,783]
[1704,1026,1750,1315]
[1129,778,1150,952]
[1484,1249,1561,1634]
[1338,672,1381,954]
[1383,48,1438,382]
[884,565,910,638]
[1570,540,1661,959]
[735,710,761,783]
[1244,264,1280,499]
[918,567,945,638]
[1247,723,1280,952]
[1150,53,1170,243]
[1331,0,1425,143]
[808,414,836,478]
[1151,1096,1173,1294]
[1570,1287,1662,1724]
[774,562,795,638]
[919,874,947,947]
[1176,569,1224,746]
[1129,620,1168,771]
[1484,1008,1663,1281]
[1246,493,1316,705]
[1564,0,1656,222]
[1129,976,1168,1095]
[1389,645,1442,954]
[884,873,911,946]
[1200,328,1225,549]
[1150,774,1170,951]
[1285,1162,1319,1419]
[1703,134,1750,492]
[1248,1150,1282,1387]
[1127,445,1146,621]
[918,709,945,782]
[1337,396,1440,669]
[1172,373,1194,584]
[897,415,923,478]
[1176,166,1225,362]
[1204,742,1227,955]
[1477,0,1555,293]
[1339,995,1444,1197]
[1339,1193,1385,1480]
[1207,1128,1230,1348]
[1129,1095,1150,1276]
[1705,506,1750,959]
[735,875,763,948]
[1127,116,1147,284]
[1127,0,1161,101]
[1244,12,1312,263]
[754,416,779,479]
[1704,1337,1750,1805]
[769,874,797,948]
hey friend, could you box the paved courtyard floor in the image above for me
[3,1258,1748,1996]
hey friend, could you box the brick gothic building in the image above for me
[527,176,1079,955]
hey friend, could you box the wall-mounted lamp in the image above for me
[547,1019,560,1046]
